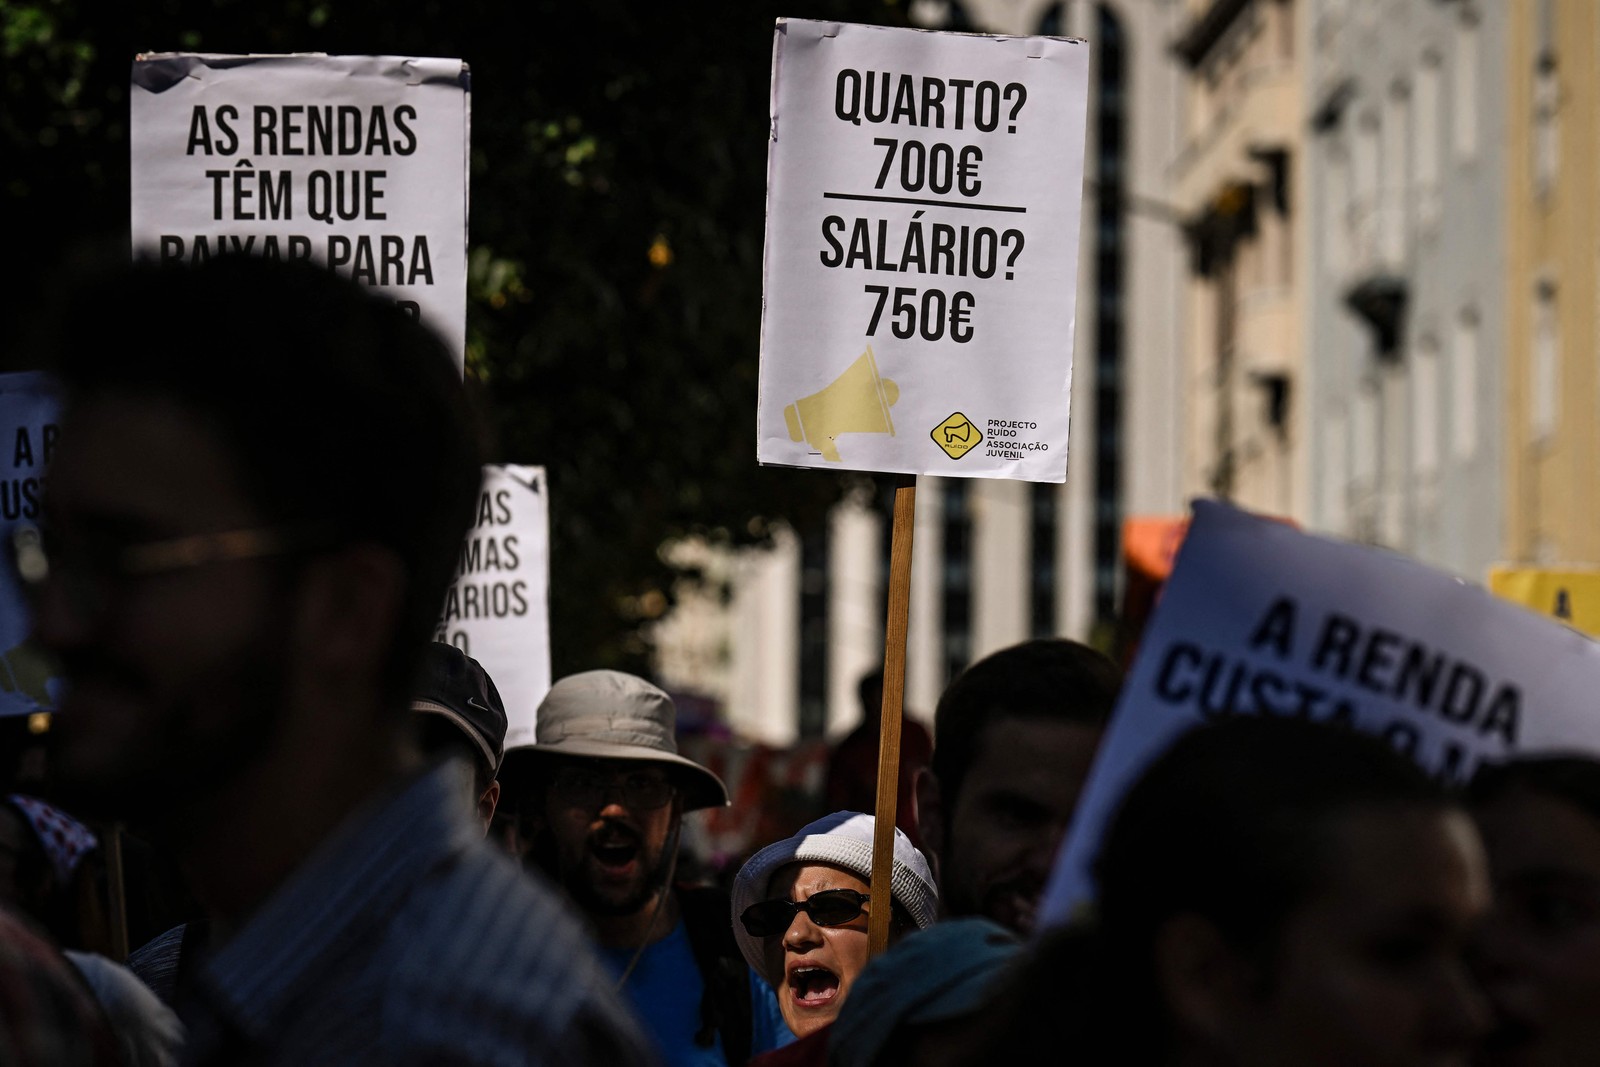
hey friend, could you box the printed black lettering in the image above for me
[920,77,946,127]
[1312,613,1360,676]
[1247,597,1296,658]
[1393,643,1445,711]
[1439,663,1484,724]
[393,105,417,155]
[1481,685,1521,744]
[253,105,279,155]
[1155,642,1203,703]
[1356,628,1402,692]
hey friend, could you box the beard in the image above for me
[563,819,675,918]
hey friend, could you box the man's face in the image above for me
[938,717,1101,936]
[1472,788,1600,1067]
[38,395,294,818]
[1221,807,1490,1067]
[543,758,678,917]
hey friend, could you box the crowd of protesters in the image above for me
[1,256,1598,1066]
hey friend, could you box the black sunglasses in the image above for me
[739,889,871,938]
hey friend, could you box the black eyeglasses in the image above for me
[550,767,675,811]
[739,889,871,938]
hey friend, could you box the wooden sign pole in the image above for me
[867,473,916,957]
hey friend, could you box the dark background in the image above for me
[0,0,912,673]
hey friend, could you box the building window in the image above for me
[1453,9,1480,161]
[1353,380,1378,494]
[1413,336,1441,479]
[940,479,972,683]
[1274,0,1294,62]
[1380,84,1410,268]
[1533,62,1560,199]
[1414,54,1442,231]
[1533,280,1560,445]
[1324,140,1349,274]
[1451,308,1479,460]
[1091,2,1127,628]
[798,523,830,739]
[1029,484,1058,638]
[1323,404,1349,530]
[1351,380,1380,543]
[1351,115,1379,271]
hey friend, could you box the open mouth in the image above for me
[788,965,841,1007]
[589,839,640,872]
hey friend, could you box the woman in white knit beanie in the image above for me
[731,811,937,1040]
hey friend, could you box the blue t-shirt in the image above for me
[598,920,793,1067]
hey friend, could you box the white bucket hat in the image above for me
[503,670,729,811]
[730,811,937,981]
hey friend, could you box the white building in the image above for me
[1303,0,1504,575]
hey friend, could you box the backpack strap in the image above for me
[676,884,754,1066]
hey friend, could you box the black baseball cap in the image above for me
[410,642,508,777]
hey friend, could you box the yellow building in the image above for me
[1172,0,1306,519]
[1505,0,1600,563]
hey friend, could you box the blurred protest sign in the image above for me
[436,466,550,746]
[758,19,1089,481]
[0,372,58,717]
[1489,566,1600,637]
[1039,500,1600,928]
[130,54,471,366]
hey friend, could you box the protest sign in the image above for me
[130,54,470,366]
[435,466,550,747]
[757,20,1089,481]
[0,372,58,717]
[1038,500,1600,928]
[1489,566,1600,637]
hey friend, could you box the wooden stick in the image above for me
[868,474,916,957]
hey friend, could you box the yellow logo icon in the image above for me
[784,347,899,463]
[932,412,982,459]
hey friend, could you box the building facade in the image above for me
[1303,0,1505,578]
[1504,0,1600,565]
[1171,0,1305,519]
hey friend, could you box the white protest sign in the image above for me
[0,372,59,717]
[130,54,470,366]
[1038,500,1600,928]
[436,465,550,747]
[757,20,1089,481]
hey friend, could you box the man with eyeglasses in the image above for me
[26,257,650,1065]
[504,669,792,1066]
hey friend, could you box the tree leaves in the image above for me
[0,0,904,673]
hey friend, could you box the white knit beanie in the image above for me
[730,811,937,980]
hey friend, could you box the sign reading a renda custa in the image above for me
[1039,501,1600,929]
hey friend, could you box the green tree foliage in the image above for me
[0,0,906,673]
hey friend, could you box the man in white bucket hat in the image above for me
[507,669,792,1066]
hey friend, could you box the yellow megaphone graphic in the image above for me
[784,347,899,463]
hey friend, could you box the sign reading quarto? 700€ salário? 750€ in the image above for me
[758,20,1089,482]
